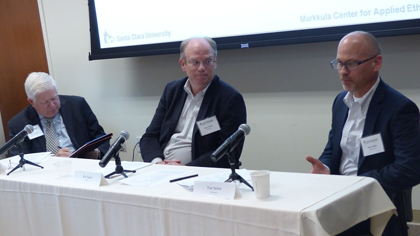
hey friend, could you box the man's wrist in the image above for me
[151,157,164,164]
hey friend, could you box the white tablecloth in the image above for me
[0,156,395,236]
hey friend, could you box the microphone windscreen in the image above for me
[119,131,129,141]
[239,124,251,136]
[24,125,34,134]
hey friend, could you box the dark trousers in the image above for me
[337,215,408,236]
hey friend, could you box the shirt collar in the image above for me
[37,112,60,125]
[343,77,380,108]
[183,78,211,97]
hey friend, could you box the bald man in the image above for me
[306,31,420,235]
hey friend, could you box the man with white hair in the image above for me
[8,72,109,159]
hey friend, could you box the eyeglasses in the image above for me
[330,54,379,71]
[186,59,215,67]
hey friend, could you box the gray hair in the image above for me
[24,72,58,101]
[180,36,218,60]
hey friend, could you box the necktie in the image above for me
[45,117,60,154]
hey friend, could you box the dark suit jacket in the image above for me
[319,79,420,235]
[8,95,110,157]
[140,75,247,168]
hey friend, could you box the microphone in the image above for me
[0,125,34,155]
[99,131,129,168]
[211,124,250,162]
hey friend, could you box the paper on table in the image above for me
[0,152,51,172]
[120,169,194,187]
[177,169,251,191]
[8,152,51,164]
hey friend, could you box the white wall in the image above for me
[38,0,420,207]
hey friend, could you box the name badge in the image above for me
[196,116,221,136]
[28,125,44,140]
[361,133,385,157]
[74,170,108,187]
[193,181,236,200]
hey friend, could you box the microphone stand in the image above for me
[104,153,135,179]
[225,151,254,191]
[7,144,44,175]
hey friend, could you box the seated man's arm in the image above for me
[318,128,335,172]
[360,101,420,192]
[80,97,110,158]
[316,93,344,174]
[140,88,169,162]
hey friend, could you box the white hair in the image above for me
[24,72,58,101]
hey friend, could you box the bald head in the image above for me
[335,31,383,98]
[338,31,381,57]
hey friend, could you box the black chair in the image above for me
[403,188,413,222]
[393,188,413,236]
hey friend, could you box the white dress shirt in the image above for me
[339,77,380,176]
[151,79,210,164]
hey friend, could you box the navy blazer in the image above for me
[140,75,247,168]
[319,79,420,235]
[8,95,110,157]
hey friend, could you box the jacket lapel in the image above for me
[332,95,349,172]
[194,76,218,137]
[358,79,385,168]
[59,96,77,147]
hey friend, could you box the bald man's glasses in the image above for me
[330,54,379,71]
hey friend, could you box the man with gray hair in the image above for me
[8,72,110,159]
[140,37,247,167]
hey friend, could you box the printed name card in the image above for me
[28,125,44,139]
[74,170,108,187]
[361,133,385,157]
[193,181,236,200]
[196,116,221,136]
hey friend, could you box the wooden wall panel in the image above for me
[0,0,49,140]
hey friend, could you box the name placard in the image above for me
[28,125,44,140]
[196,116,221,136]
[74,170,108,187]
[361,133,385,157]
[193,181,236,200]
